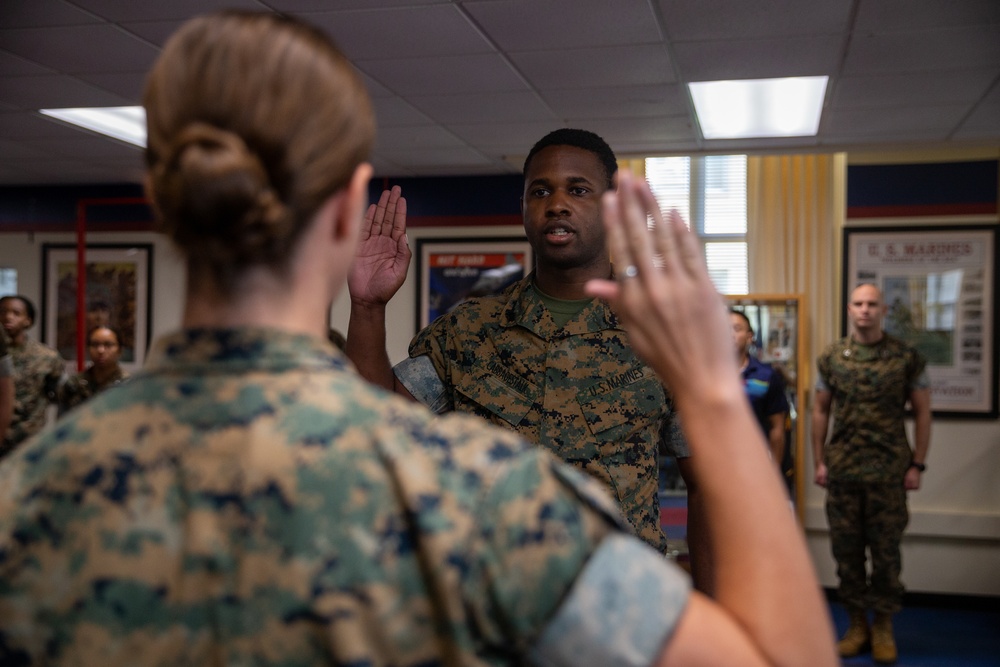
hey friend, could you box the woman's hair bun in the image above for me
[152,122,293,268]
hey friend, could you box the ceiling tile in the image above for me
[0,138,54,160]
[672,35,842,81]
[0,75,130,109]
[359,53,528,96]
[853,0,1000,32]
[955,84,1000,134]
[0,0,997,186]
[307,6,494,60]
[0,50,53,77]
[76,71,149,102]
[118,20,185,46]
[465,0,661,51]
[844,25,1000,75]
[824,104,971,135]
[1,0,100,27]
[0,110,105,139]
[267,0,445,10]
[20,135,144,159]
[375,125,468,150]
[407,91,556,124]
[511,44,675,90]
[371,96,434,127]
[542,84,689,119]
[656,0,851,40]
[565,116,698,145]
[832,69,999,109]
[374,146,494,170]
[68,0,269,22]
[447,120,570,152]
[0,25,161,74]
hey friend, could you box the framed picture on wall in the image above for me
[415,237,532,332]
[842,225,998,418]
[41,243,154,374]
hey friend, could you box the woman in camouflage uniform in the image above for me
[0,294,64,457]
[59,325,130,414]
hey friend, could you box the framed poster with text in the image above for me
[843,225,997,418]
[415,237,532,332]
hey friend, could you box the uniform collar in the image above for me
[497,273,621,338]
[145,327,348,374]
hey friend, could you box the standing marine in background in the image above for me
[59,325,130,414]
[813,283,932,664]
[0,328,13,443]
[0,295,65,457]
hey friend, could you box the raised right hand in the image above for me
[585,171,738,404]
[348,186,411,306]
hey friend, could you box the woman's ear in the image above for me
[143,173,162,220]
[333,162,373,241]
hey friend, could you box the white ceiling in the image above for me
[1,0,998,185]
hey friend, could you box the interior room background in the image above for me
[1,147,998,598]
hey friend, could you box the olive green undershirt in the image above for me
[532,282,593,328]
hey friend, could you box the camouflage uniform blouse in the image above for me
[396,275,686,554]
[0,328,690,665]
[816,334,928,483]
[1,337,64,457]
[59,364,130,413]
[0,331,11,378]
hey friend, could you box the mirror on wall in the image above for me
[658,294,807,566]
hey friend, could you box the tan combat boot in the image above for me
[837,609,871,657]
[871,613,898,664]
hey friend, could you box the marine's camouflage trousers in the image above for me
[826,480,909,614]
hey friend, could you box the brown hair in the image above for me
[143,11,374,293]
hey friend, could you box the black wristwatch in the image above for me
[909,461,926,472]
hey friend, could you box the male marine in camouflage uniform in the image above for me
[0,327,690,664]
[0,328,13,442]
[0,295,65,457]
[401,270,681,553]
[812,283,932,664]
[350,129,686,555]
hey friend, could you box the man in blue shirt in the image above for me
[731,310,789,469]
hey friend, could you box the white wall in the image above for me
[804,417,1000,596]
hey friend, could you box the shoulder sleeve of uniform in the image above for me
[464,444,676,655]
[397,317,455,413]
[395,355,449,413]
[0,354,11,378]
[529,533,690,667]
[815,342,839,391]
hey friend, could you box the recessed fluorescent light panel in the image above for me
[39,106,147,147]
[688,76,828,140]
